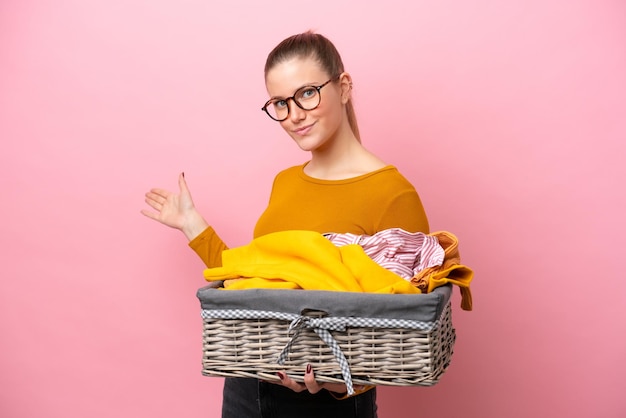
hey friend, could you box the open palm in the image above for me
[141,173,204,236]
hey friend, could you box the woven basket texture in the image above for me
[201,303,455,386]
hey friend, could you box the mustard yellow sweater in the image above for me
[191,163,430,399]
[189,163,429,268]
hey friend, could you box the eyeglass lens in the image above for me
[266,86,321,121]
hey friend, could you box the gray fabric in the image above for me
[197,284,451,322]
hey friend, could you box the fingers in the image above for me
[143,190,167,213]
[273,365,348,395]
[275,372,306,393]
[141,174,188,227]
[145,188,169,203]
[143,173,185,209]
[303,364,324,394]
[302,365,349,394]
[141,188,171,222]
[140,208,159,220]
[144,192,163,208]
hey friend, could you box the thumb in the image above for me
[179,172,195,203]
[178,171,190,194]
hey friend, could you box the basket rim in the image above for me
[197,283,452,323]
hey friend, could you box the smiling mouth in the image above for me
[292,122,316,134]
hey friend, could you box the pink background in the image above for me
[1,1,625,417]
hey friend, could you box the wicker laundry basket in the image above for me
[197,284,455,392]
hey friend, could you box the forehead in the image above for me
[265,57,329,97]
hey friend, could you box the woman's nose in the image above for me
[288,99,306,122]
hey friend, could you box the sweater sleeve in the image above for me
[188,226,228,268]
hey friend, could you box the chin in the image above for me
[295,142,317,152]
[292,135,324,152]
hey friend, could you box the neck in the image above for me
[305,128,386,180]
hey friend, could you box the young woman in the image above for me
[142,31,429,418]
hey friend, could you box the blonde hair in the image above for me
[264,32,361,142]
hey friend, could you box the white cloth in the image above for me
[324,228,444,280]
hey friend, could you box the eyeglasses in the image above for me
[261,76,339,122]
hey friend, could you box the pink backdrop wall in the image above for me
[1,1,625,417]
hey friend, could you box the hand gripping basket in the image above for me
[197,284,455,395]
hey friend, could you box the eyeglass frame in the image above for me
[261,74,341,122]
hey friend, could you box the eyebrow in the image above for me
[268,82,321,100]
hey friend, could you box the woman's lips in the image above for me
[292,123,315,136]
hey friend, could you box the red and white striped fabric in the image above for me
[324,228,444,280]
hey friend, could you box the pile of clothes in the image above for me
[203,228,473,311]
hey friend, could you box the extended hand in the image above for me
[141,172,208,240]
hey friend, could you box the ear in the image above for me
[338,72,353,104]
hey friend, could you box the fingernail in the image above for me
[182,172,185,178]
[306,364,312,374]
[277,372,285,380]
